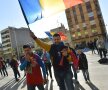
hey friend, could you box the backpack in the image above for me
[98,58,108,64]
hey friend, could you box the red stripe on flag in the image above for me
[58,32,67,41]
[63,0,83,8]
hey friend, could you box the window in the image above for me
[72,6,78,24]
[78,4,85,22]
[86,2,92,13]
[91,24,96,29]
[92,29,97,33]
[76,25,80,31]
[85,31,88,35]
[88,12,94,21]
[89,16,94,21]
[78,32,81,36]
[90,20,96,25]
[83,27,87,30]
[88,12,94,17]
[83,23,86,27]
[76,25,80,29]
[82,23,87,30]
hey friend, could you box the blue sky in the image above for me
[0,0,108,42]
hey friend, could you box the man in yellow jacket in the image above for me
[30,31,74,90]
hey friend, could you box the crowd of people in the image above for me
[0,30,107,90]
[76,38,107,59]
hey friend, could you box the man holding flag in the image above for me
[30,32,74,90]
[18,0,83,89]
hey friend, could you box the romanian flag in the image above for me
[18,0,83,24]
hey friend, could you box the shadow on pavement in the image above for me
[0,77,26,90]
[74,82,86,90]
[45,80,54,90]
[21,78,26,89]
[87,82,99,90]
[100,62,108,65]
[49,80,53,90]
[0,78,15,89]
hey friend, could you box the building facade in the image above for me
[0,27,35,59]
[0,44,3,57]
[65,0,107,46]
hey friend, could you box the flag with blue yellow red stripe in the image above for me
[18,0,83,24]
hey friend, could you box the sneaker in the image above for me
[76,81,79,84]
[88,80,91,82]
[85,80,88,83]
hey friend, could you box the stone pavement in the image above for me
[0,51,108,90]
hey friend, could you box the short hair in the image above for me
[53,33,60,37]
[60,46,68,51]
[23,45,31,49]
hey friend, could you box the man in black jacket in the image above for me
[10,56,20,81]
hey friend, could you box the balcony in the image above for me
[1,33,10,38]
[2,42,11,47]
[2,38,10,42]
[3,47,11,51]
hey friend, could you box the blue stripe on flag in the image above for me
[45,32,53,40]
[19,0,42,24]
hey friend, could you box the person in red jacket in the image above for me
[0,57,8,77]
[20,45,47,90]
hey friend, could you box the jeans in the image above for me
[82,69,90,81]
[45,62,52,79]
[71,64,77,80]
[54,69,74,90]
[13,68,20,81]
[27,84,44,90]
[2,66,8,76]
[0,69,3,76]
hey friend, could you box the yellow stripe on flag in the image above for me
[50,32,55,36]
[40,0,66,17]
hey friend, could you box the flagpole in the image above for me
[18,0,30,30]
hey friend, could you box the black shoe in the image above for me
[16,79,20,82]
[85,80,88,83]
[87,79,91,82]
[75,80,79,84]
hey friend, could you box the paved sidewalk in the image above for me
[0,51,108,90]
